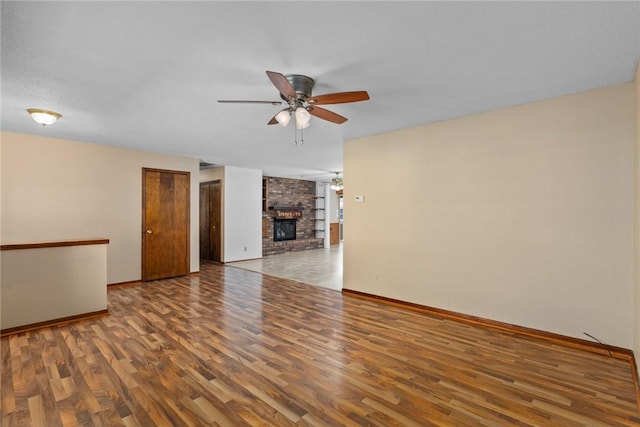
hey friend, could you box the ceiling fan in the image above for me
[218,71,369,128]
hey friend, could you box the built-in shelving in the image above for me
[262,178,268,212]
[314,186,326,238]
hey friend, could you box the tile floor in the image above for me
[228,244,343,290]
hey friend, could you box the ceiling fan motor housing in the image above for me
[283,74,315,104]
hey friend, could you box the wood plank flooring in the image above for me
[2,262,639,426]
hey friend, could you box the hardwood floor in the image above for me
[2,262,639,426]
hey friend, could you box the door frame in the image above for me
[141,167,190,281]
[199,179,222,262]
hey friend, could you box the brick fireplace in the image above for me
[274,219,296,241]
[262,176,323,256]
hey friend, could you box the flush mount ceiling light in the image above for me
[27,108,62,127]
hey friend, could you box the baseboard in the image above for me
[630,351,640,409]
[342,288,640,407]
[341,289,634,359]
[107,280,142,289]
[1,309,109,337]
[108,271,198,288]
[225,257,262,263]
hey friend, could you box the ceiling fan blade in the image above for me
[266,71,296,100]
[218,100,282,105]
[307,91,369,105]
[307,106,348,124]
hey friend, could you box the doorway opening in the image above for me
[200,180,221,262]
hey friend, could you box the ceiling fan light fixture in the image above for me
[331,172,343,191]
[296,120,310,130]
[219,71,370,135]
[275,109,291,127]
[27,108,62,126]
[295,107,310,127]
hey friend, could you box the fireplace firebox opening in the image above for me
[274,219,296,241]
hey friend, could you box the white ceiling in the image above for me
[2,1,639,180]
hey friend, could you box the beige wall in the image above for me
[344,83,635,348]
[1,243,107,329]
[1,132,200,284]
[200,166,224,182]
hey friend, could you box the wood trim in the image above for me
[0,309,109,337]
[1,238,109,251]
[200,180,222,262]
[141,168,191,281]
[108,274,197,289]
[342,289,634,360]
[274,209,303,219]
[631,352,640,409]
[107,280,142,289]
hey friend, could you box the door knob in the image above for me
[146,229,153,234]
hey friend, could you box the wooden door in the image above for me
[142,168,190,281]
[199,184,211,259]
[199,181,221,261]
[330,222,340,245]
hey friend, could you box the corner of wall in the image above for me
[221,166,262,262]
[634,59,640,377]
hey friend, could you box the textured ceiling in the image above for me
[2,1,639,180]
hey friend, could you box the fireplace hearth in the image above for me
[274,219,296,241]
